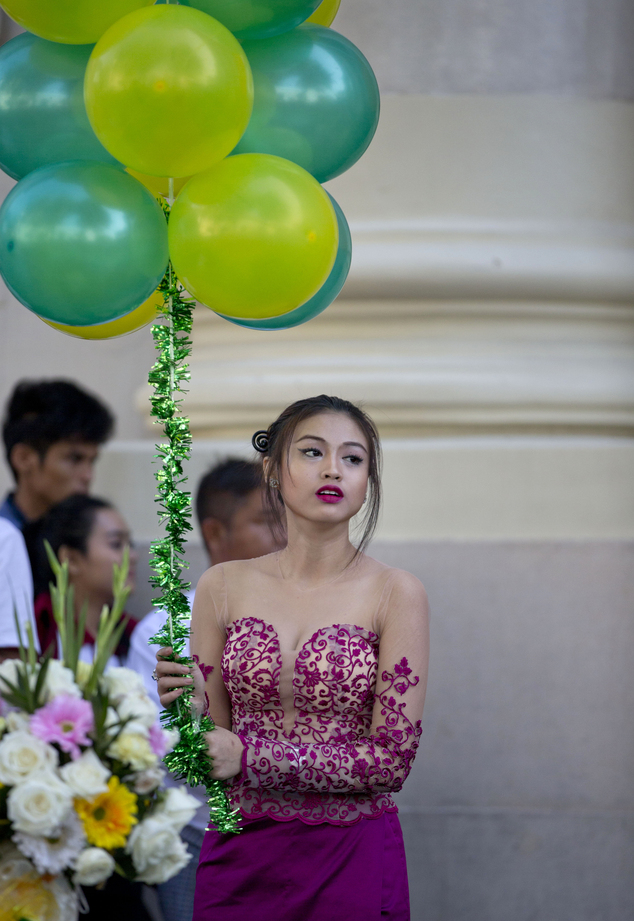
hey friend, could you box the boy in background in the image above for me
[1,378,113,529]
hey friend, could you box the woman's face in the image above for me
[275,412,370,528]
[66,508,137,604]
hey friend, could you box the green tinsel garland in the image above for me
[147,223,239,834]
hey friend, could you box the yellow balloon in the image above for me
[169,154,338,320]
[43,289,163,339]
[307,0,341,26]
[0,0,154,44]
[127,170,190,201]
[85,5,253,178]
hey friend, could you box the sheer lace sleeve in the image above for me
[239,571,429,794]
[190,564,233,731]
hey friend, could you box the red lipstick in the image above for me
[316,486,344,504]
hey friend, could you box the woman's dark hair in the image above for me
[25,494,113,596]
[252,395,382,554]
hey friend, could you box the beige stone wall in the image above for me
[1,2,633,918]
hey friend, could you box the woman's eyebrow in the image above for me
[295,435,367,451]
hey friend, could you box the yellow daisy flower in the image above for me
[75,776,138,850]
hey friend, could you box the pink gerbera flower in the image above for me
[31,694,94,760]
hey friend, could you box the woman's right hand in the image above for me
[155,647,206,714]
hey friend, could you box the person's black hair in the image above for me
[252,395,382,555]
[195,458,263,527]
[2,379,114,478]
[25,494,112,597]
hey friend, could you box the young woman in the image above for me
[156,395,430,921]
[26,494,139,667]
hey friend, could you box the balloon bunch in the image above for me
[0,0,376,334]
[0,0,379,833]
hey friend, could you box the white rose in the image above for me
[104,707,151,743]
[154,787,200,832]
[123,719,149,738]
[43,660,81,701]
[60,750,110,799]
[73,847,115,886]
[0,658,21,691]
[102,667,146,702]
[108,731,157,772]
[6,711,29,732]
[117,693,158,729]
[104,707,120,731]
[133,767,165,795]
[0,730,57,785]
[7,769,72,836]
[126,817,191,885]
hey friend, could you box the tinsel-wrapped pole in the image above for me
[147,199,239,834]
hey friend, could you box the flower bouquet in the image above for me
[0,547,199,921]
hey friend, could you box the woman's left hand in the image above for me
[205,727,244,780]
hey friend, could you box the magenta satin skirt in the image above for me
[193,811,410,921]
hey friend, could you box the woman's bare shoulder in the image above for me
[360,556,428,613]
[197,554,278,591]
[362,555,426,590]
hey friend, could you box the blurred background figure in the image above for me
[127,458,285,921]
[1,379,113,530]
[0,517,37,662]
[26,494,138,666]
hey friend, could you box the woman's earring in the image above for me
[269,478,279,489]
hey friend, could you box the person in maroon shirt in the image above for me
[26,494,138,664]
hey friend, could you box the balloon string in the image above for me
[146,217,239,834]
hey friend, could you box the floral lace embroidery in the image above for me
[221,619,284,736]
[192,654,213,682]
[220,617,422,826]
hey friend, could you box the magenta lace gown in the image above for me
[192,562,427,921]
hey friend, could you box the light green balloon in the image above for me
[0,32,120,181]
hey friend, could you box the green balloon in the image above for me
[234,26,380,183]
[0,33,120,181]
[0,161,168,326]
[180,0,320,40]
[220,193,351,329]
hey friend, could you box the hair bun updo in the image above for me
[252,430,270,454]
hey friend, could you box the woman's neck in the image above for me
[278,520,358,586]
